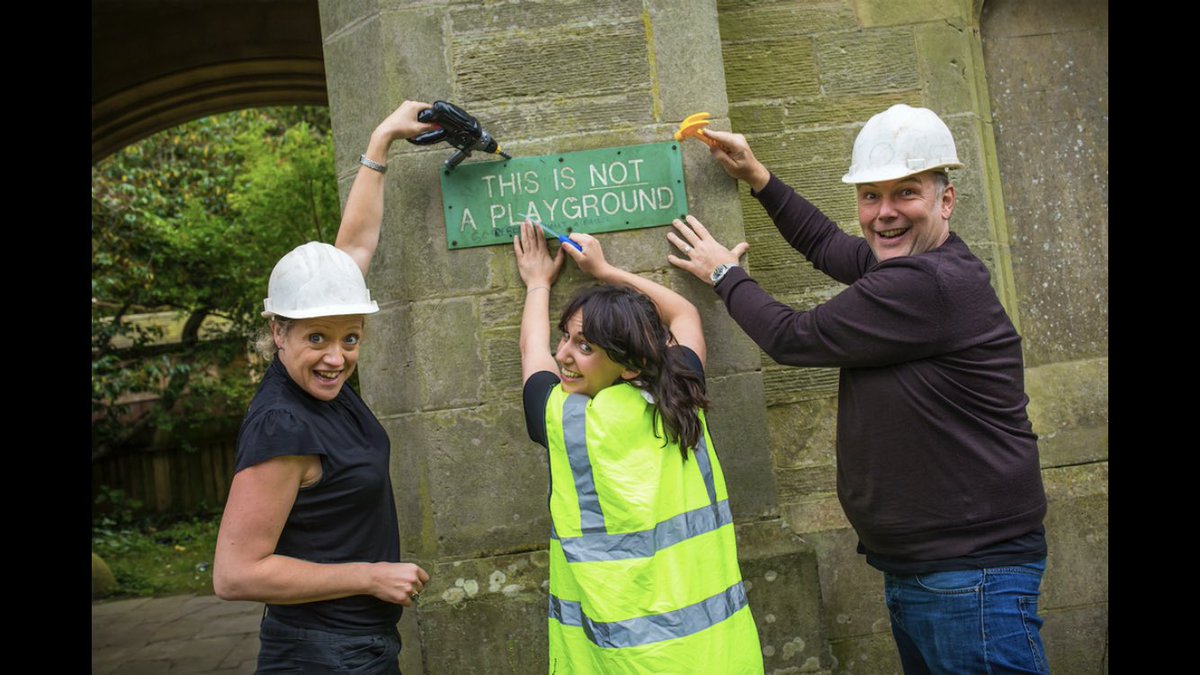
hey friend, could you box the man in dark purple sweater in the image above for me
[667,104,1049,674]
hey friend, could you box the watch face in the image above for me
[712,263,738,284]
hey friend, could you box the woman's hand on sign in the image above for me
[561,232,618,282]
[514,218,566,289]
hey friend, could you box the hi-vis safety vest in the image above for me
[544,382,764,674]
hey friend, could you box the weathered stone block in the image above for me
[381,7,452,105]
[763,365,841,405]
[1041,603,1109,675]
[382,405,552,560]
[414,550,551,674]
[318,0,379,42]
[444,0,637,36]
[451,16,652,105]
[814,28,920,95]
[828,630,903,674]
[805,529,891,641]
[323,14,386,169]
[914,20,977,113]
[768,398,838,468]
[1025,358,1108,467]
[1001,119,1109,366]
[735,519,832,672]
[718,0,858,41]
[792,94,923,131]
[852,0,968,27]
[984,37,1108,130]
[397,608,424,675]
[1041,468,1108,609]
[729,102,791,135]
[482,325,523,407]
[981,3,1108,368]
[689,290,764,377]
[776,463,838,504]
[356,304,413,411]
[360,298,484,415]
[782,492,850,535]
[649,0,730,121]
[707,372,778,519]
[723,38,820,102]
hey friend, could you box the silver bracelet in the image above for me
[526,286,550,295]
[359,154,387,174]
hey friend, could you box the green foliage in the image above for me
[94,486,144,529]
[92,507,221,598]
[92,107,338,458]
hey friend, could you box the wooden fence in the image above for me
[92,438,238,516]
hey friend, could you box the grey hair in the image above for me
[253,318,293,360]
[931,170,951,200]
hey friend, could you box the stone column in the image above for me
[317,1,821,672]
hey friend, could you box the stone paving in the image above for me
[92,594,263,674]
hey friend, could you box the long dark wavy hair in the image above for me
[558,285,710,460]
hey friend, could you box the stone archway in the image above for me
[92,0,327,164]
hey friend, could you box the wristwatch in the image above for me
[710,263,739,286]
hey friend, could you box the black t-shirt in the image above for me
[234,356,402,634]
[522,346,705,447]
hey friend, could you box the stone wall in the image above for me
[982,1,1109,672]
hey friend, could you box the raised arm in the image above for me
[704,129,771,192]
[514,219,566,383]
[213,456,429,606]
[335,100,438,277]
[564,232,710,367]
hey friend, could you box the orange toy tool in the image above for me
[673,112,718,148]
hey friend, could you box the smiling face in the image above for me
[274,315,365,401]
[856,171,955,262]
[554,311,638,398]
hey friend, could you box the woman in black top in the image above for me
[213,101,434,674]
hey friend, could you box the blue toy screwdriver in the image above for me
[520,214,584,252]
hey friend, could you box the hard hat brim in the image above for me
[262,301,380,320]
[842,161,963,185]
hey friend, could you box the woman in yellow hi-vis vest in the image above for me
[513,218,763,674]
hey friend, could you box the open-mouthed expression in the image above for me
[555,311,635,399]
[276,315,364,401]
[856,172,954,262]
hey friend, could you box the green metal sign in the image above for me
[438,142,687,249]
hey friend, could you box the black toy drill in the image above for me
[408,101,511,170]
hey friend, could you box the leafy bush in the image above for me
[92,507,222,598]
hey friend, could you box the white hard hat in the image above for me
[841,104,964,184]
[262,242,379,319]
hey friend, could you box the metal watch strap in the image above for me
[358,154,387,174]
[711,263,739,286]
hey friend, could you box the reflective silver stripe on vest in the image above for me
[557,397,724,559]
[548,581,749,649]
[549,594,583,628]
[563,394,606,533]
[692,433,718,506]
[558,499,733,562]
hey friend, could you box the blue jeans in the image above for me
[883,559,1049,675]
[256,611,402,674]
